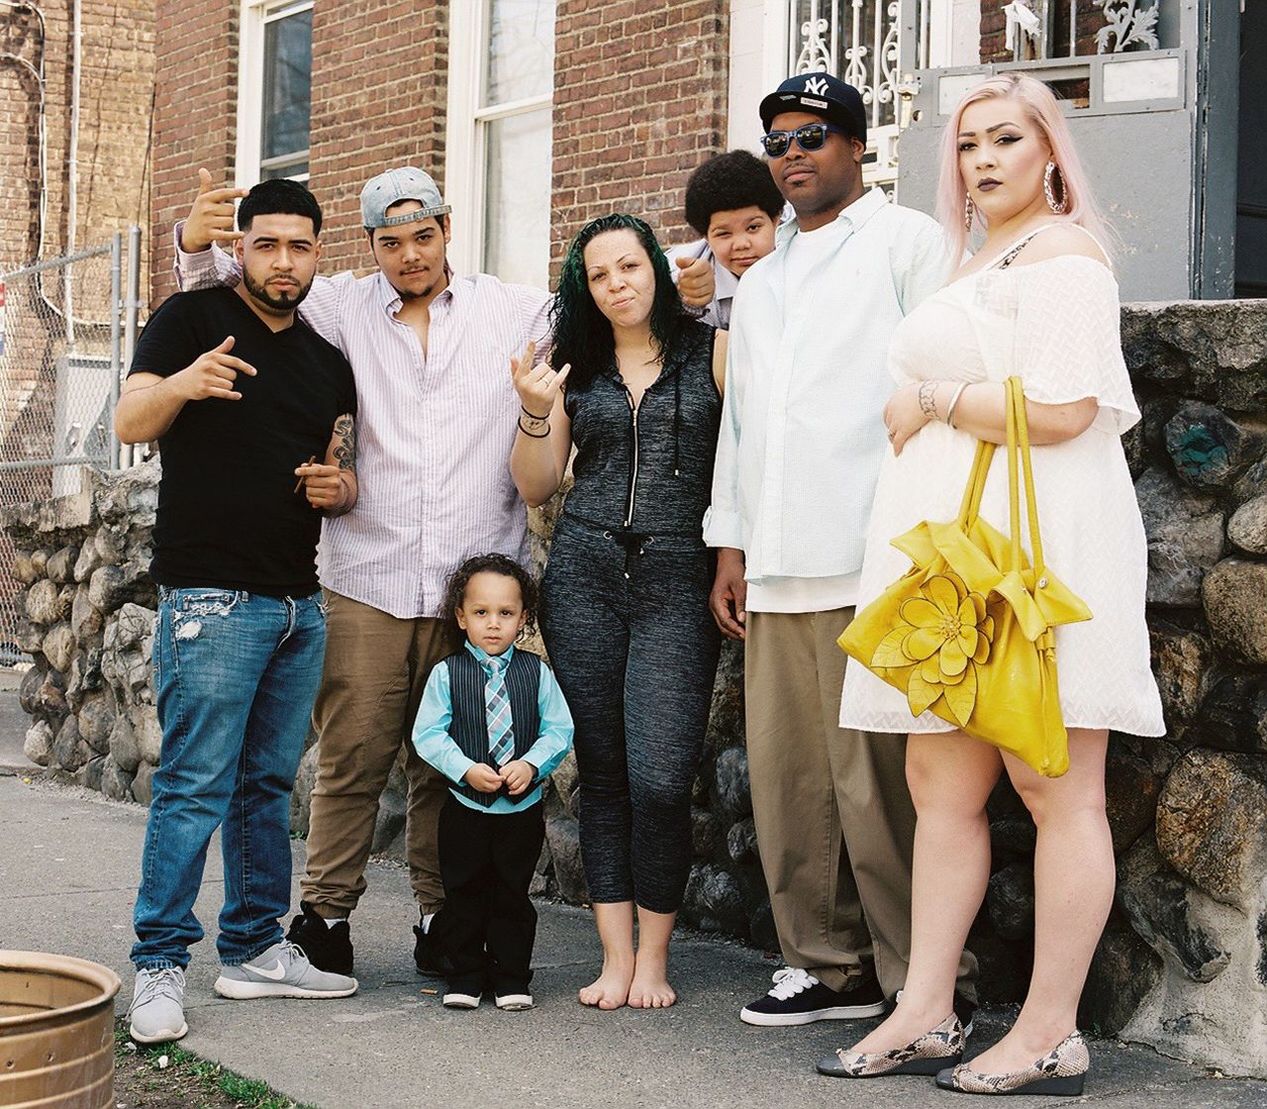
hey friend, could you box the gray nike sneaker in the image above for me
[213,939,358,1000]
[129,966,188,1043]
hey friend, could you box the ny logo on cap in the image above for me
[803,76,829,95]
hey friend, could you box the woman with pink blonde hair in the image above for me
[821,72,1163,1095]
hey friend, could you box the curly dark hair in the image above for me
[442,553,539,638]
[549,213,688,391]
[683,150,784,237]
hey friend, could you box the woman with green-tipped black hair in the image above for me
[510,213,728,1012]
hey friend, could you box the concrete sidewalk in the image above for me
[1,762,1264,1107]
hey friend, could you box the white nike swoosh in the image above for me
[246,961,288,981]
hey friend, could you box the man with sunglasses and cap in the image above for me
[169,165,717,980]
[705,73,978,1028]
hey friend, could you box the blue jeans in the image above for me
[131,587,325,970]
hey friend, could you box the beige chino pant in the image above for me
[300,591,462,917]
[745,607,976,999]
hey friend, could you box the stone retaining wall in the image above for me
[5,299,1266,1076]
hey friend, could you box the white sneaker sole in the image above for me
[443,993,481,1009]
[212,975,358,1000]
[128,1020,188,1044]
[495,994,534,1011]
[740,1000,886,1026]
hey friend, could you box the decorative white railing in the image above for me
[784,1,1170,193]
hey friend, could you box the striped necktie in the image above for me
[484,654,515,766]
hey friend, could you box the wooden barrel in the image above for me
[0,951,121,1109]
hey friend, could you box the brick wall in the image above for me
[308,1,448,275]
[149,0,448,295]
[551,1,729,271]
[150,0,238,304]
[1,0,154,272]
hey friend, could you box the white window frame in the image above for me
[727,0,792,153]
[445,1,554,277]
[235,0,313,187]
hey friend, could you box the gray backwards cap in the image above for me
[360,166,451,230]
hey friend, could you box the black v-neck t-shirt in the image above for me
[129,287,357,596]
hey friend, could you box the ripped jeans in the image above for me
[131,587,325,970]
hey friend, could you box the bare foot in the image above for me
[578,956,634,1010]
[960,1026,1070,1076]
[850,1001,952,1054]
[627,949,677,1009]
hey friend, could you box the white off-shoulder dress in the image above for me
[839,243,1166,738]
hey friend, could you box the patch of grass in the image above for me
[113,1020,315,1109]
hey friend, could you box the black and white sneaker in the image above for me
[740,966,886,1026]
[285,901,354,975]
[413,910,453,978]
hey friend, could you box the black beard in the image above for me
[395,281,436,302]
[242,269,312,313]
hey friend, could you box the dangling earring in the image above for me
[1044,161,1068,214]
[964,194,976,233]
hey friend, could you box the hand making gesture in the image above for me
[180,168,249,253]
[510,340,571,420]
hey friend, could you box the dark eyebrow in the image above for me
[957,120,1020,138]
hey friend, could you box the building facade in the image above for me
[139,1,1262,304]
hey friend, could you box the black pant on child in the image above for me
[431,793,545,996]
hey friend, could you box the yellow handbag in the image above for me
[838,376,1092,777]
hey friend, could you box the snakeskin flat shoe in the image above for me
[816,1013,964,1078]
[934,1029,1089,1096]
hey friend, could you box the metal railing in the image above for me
[0,228,143,660]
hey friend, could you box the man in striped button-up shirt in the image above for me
[171,166,716,977]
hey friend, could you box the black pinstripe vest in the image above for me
[444,648,542,808]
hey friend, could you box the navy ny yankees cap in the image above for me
[759,72,867,145]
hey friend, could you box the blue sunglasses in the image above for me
[760,122,850,158]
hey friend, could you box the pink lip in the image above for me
[610,298,634,308]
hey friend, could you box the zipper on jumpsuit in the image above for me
[622,386,641,580]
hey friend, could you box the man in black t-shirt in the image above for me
[116,180,359,1045]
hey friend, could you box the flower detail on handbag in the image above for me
[869,574,995,728]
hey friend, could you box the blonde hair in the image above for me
[936,72,1111,261]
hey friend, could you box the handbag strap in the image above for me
[1008,375,1047,576]
[956,439,994,528]
[956,377,1047,579]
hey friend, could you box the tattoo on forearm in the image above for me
[333,414,357,471]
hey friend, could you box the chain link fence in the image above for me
[0,229,142,662]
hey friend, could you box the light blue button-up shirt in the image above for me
[411,641,574,813]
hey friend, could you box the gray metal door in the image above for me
[892,0,1238,301]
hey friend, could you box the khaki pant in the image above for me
[745,607,975,999]
[300,591,462,916]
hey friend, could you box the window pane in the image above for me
[484,0,555,105]
[482,109,551,287]
[262,159,308,181]
[262,8,312,164]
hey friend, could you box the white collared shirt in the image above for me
[173,229,551,619]
[703,188,952,611]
